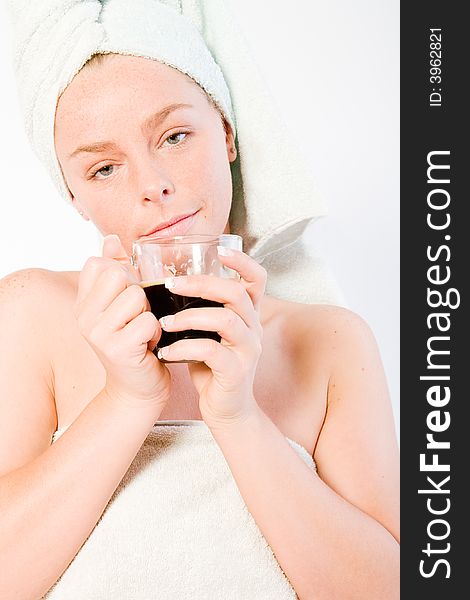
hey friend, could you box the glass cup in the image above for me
[131,233,243,363]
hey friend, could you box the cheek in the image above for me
[87,198,130,230]
[70,179,128,233]
[83,200,136,251]
[183,136,233,201]
[64,165,128,222]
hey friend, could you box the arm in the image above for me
[209,307,399,600]
[1,389,158,599]
[0,261,169,599]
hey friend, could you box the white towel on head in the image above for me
[6,0,344,305]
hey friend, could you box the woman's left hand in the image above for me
[157,247,267,428]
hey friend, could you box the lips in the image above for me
[141,210,199,238]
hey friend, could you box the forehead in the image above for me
[55,54,211,135]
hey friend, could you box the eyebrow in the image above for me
[141,102,194,134]
[68,103,194,158]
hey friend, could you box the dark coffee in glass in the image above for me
[142,280,222,355]
[132,233,242,364]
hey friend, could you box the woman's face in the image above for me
[54,54,237,252]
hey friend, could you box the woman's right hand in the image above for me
[75,234,171,418]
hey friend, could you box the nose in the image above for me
[136,156,175,203]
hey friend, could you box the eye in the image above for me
[92,165,115,179]
[164,131,188,146]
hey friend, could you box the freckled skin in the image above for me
[54,54,238,254]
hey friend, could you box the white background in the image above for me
[0,1,399,434]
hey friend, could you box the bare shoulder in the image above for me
[265,297,399,541]
[294,301,373,342]
[263,295,376,372]
[0,269,79,474]
[303,304,388,398]
[303,303,380,367]
[283,300,400,543]
[0,267,77,301]
[280,299,389,412]
[0,267,79,321]
[309,304,400,543]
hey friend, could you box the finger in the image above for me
[165,275,257,330]
[120,309,161,351]
[158,337,236,375]
[103,234,141,285]
[216,247,267,312]
[77,265,130,321]
[102,234,131,264]
[159,307,253,347]
[76,256,121,306]
[99,284,149,332]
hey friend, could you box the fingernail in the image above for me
[105,234,121,243]
[159,314,175,329]
[157,346,168,360]
[102,234,120,250]
[164,276,185,289]
[217,246,233,257]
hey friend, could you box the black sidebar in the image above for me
[401,2,467,598]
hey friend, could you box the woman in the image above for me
[0,3,399,599]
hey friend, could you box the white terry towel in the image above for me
[43,422,316,599]
[6,0,344,305]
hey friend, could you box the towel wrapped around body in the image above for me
[43,421,316,599]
